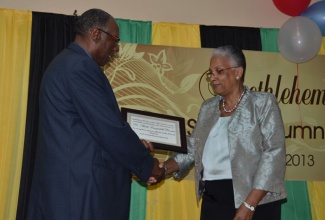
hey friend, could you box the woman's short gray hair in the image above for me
[212,45,246,81]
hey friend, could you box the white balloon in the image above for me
[277,16,322,63]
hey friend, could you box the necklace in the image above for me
[222,89,246,113]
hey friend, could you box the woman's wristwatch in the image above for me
[243,201,255,211]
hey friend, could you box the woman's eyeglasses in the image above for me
[208,66,238,78]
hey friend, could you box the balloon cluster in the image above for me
[273,0,324,63]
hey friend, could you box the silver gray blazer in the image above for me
[171,87,287,208]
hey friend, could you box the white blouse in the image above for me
[202,116,232,180]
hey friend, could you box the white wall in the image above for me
[0,0,320,28]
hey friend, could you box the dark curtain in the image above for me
[200,25,262,51]
[16,12,76,220]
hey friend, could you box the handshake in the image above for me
[141,139,165,186]
[140,139,178,186]
[147,158,165,186]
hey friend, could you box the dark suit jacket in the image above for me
[27,43,154,220]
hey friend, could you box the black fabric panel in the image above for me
[200,25,262,51]
[16,12,76,220]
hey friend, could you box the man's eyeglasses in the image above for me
[98,28,120,45]
[208,66,238,78]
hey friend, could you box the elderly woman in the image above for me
[161,45,287,220]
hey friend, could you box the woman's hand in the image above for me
[233,189,267,220]
[233,204,254,220]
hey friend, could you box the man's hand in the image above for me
[147,158,165,186]
[141,139,154,152]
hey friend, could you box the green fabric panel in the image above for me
[260,28,280,52]
[282,181,312,220]
[118,18,151,220]
[129,181,147,220]
[116,18,152,44]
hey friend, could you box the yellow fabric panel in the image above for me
[318,37,325,55]
[0,9,32,220]
[152,22,201,48]
[148,27,201,219]
[146,179,201,220]
[307,181,325,220]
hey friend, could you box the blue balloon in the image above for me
[301,1,325,36]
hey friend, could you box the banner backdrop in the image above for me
[104,43,325,181]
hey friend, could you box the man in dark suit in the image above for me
[27,9,164,220]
